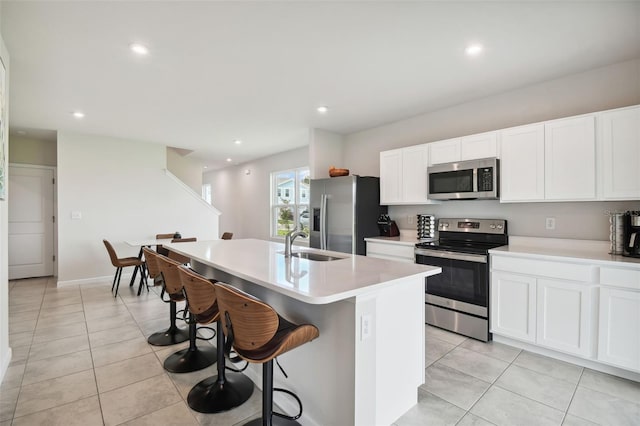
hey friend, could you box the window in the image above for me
[202,184,212,205]
[271,167,309,238]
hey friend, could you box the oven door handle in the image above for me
[415,249,487,263]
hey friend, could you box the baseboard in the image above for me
[0,347,13,385]
[56,271,135,287]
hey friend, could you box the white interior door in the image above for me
[8,165,55,279]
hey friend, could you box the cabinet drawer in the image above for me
[491,256,594,282]
[366,242,415,261]
[600,267,640,290]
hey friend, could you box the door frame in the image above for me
[8,163,58,278]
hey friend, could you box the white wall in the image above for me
[166,147,203,193]
[57,131,220,285]
[204,146,308,240]
[343,59,640,240]
[309,129,344,179]
[0,14,11,383]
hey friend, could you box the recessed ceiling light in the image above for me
[17,130,27,135]
[130,43,149,55]
[316,106,329,114]
[72,111,85,119]
[465,44,484,57]
[226,158,232,162]
[234,139,242,145]
[203,166,208,169]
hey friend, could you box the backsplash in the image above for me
[388,200,640,241]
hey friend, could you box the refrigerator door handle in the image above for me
[320,193,328,250]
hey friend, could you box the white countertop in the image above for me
[164,238,441,304]
[490,236,640,268]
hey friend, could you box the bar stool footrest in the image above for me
[243,417,301,426]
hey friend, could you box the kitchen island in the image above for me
[164,238,441,426]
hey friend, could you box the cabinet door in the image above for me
[499,124,545,202]
[380,150,402,204]
[545,116,596,200]
[402,145,429,203]
[460,132,498,161]
[428,138,460,165]
[537,279,591,357]
[491,272,536,343]
[599,106,640,200]
[598,287,640,371]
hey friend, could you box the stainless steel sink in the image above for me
[289,252,344,261]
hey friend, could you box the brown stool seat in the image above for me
[214,283,319,426]
[156,254,217,373]
[103,239,146,297]
[177,266,253,414]
[143,248,189,346]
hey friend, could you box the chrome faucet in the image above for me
[284,226,308,257]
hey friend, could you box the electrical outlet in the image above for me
[408,215,414,225]
[361,314,372,340]
[545,217,556,230]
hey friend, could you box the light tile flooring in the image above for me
[2,277,639,426]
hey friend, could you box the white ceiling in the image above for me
[2,1,639,169]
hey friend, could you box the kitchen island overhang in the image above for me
[164,239,441,426]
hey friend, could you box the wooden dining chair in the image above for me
[103,239,146,297]
[155,232,176,256]
[167,237,197,265]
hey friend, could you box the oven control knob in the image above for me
[489,224,496,229]
[440,222,449,229]
[497,224,503,230]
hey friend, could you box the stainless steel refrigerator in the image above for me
[310,175,387,255]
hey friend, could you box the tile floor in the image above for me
[2,277,640,426]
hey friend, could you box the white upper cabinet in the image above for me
[598,106,640,200]
[499,124,545,202]
[428,138,460,165]
[460,131,499,161]
[545,115,596,201]
[380,144,434,205]
[379,149,403,204]
[429,132,498,166]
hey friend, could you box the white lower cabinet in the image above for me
[598,287,640,371]
[491,272,536,343]
[536,279,592,357]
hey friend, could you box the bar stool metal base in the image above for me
[147,327,190,346]
[187,372,254,413]
[163,345,217,373]
[244,417,300,426]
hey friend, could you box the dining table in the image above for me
[125,238,172,295]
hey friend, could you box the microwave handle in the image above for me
[472,167,478,193]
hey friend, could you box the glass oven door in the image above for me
[415,248,488,312]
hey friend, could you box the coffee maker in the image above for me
[623,211,640,258]
[377,214,400,237]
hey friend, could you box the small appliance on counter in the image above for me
[623,210,640,258]
[417,214,436,240]
[377,214,400,237]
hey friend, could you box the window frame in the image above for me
[270,167,310,240]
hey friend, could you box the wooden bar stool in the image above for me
[214,283,319,426]
[155,254,217,373]
[177,266,254,413]
[103,239,146,297]
[143,248,189,346]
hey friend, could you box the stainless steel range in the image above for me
[415,218,508,342]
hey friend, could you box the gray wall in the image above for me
[342,59,640,241]
[204,146,309,240]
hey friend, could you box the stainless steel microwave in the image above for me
[427,157,499,200]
